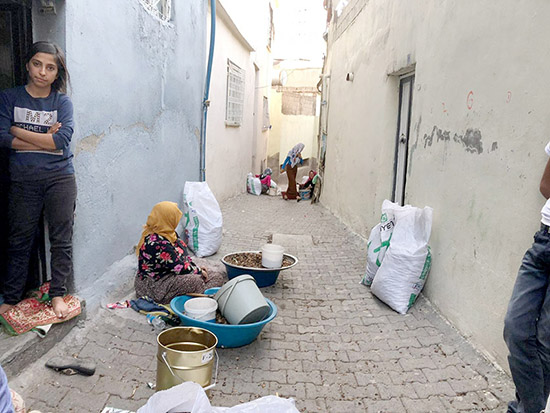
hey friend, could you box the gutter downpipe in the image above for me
[200,0,216,182]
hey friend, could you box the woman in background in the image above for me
[134,201,226,304]
[281,143,304,200]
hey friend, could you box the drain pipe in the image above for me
[200,0,216,182]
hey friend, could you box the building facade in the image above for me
[322,0,550,369]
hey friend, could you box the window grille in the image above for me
[139,0,171,22]
[282,91,317,116]
[226,60,245,127]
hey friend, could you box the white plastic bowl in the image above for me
[184,297,218,322]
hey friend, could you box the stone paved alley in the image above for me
[8,194,515,412]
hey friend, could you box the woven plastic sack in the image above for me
[183,182,223,258]
[246,173,262,196]
[370,201,433,314]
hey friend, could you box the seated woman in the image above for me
[299,170,318,192]
[256,168,273,194]
[134,201,226,304]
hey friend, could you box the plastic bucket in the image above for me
[184,297,218,322]
[214,275,270,324]
[261,244,284,268]
[299,188,312,200]
[156,327,218,392]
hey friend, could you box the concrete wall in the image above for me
[32,0,66,49]
[323,0,550,369]
[220,0,273,175]
[269,65,320,167]
[204,2,256,201]
[46,1,206,303]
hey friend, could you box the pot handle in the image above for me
[203,349,219,391]
[218,280,239,314]
[161,350,219,390]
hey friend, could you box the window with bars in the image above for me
[226,60,245,127]
[139,0,171,22]
[282,91,317,116]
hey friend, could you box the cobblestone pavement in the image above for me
[9,194,514,412]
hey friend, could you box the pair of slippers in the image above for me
[45,356,96,376]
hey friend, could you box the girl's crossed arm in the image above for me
[10,122,61,151]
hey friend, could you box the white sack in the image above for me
[361,200,396,286]
[246,173,262,196]
[183,182,223,257]
[361,223,381,286]
[370,201,433,314]
[137,382,300,413]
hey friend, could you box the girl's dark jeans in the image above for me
[3,174,76,304]
[504,226,550,413]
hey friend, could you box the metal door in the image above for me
[392,75,414,206]
[0,1,44,290]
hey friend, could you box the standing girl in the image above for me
[0,41,76,319]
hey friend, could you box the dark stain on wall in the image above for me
[423,126,483,154]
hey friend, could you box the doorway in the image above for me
[392,74,414,206]
[0,1,45,292]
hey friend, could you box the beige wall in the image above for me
[269,65,321,166]
[323,0,550,370]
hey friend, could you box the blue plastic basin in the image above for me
[170,288,277,348]
[221,252,298,288]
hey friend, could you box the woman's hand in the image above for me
[200,268,210,282]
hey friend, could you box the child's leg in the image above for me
[44,174,76,318]
[2,181,44,309]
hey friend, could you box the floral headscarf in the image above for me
[136,201,182,255]
[287,143,305,168]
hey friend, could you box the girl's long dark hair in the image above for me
[26,41,70,94]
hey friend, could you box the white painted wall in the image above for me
[269,65,321,166]
[323,0,550,370]
[220,0,274,174]
[204,2,255,201]
[37,1,206,304]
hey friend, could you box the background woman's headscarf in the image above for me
[287,143,305,168]
[136,201,183,255]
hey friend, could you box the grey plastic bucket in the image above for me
[156,327,218,392]
[214,274,270,324]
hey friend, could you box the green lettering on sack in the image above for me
[408,293,417,309]
[381,213,388,223]
[419,247,432,280]
[192,216,200,251]
[374,233,392,266]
